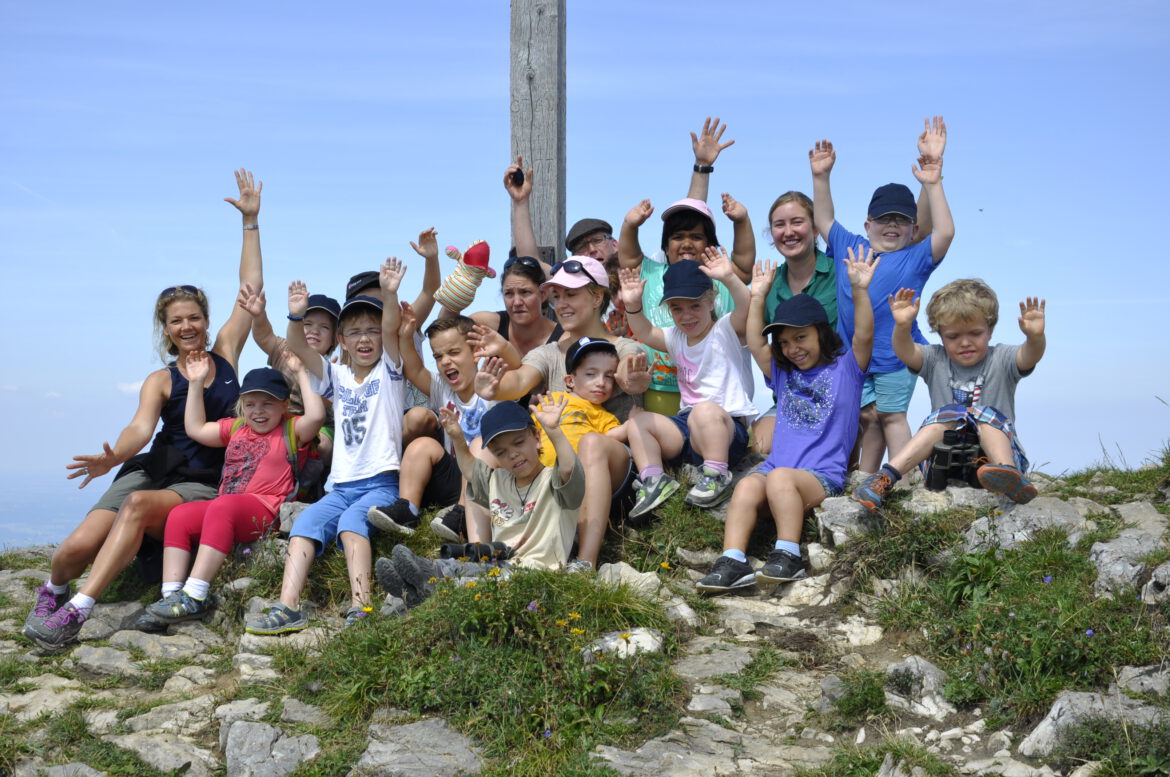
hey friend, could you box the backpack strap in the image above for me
[229,417,248,438]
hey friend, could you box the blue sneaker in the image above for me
[145,590,210,624]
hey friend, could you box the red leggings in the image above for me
[164,493,276,554]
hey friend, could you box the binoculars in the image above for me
[924,428,985,491]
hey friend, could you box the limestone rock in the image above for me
[963,497,1096,552]
[675,547,721,570]
[108,629,207,660]
[875,753,928,776]
[163,664,218,693]
[946,485,999,510]
[672,637,753,684]
[770,573,843,607]
[123,694,216,737]
[225,720,320,777]
[233,652,280,683]
[1141,561,1170,603]
[0,673,84,721]
[584,628,664,662]
[103,732,218,777]
[72,644,142,678]
[661,595,700,628]
[1115,665,1170,697]
[884,655,957,722]
[806,542,835,572]
[215,697,272,750]
[1089,501,1167,596]
[39,764,109,777]
[687,684,742,714]
[281,696,331,726]
[1018,690,1165,757]
[349,717,483,776]
[76,601,142,641]
[596,561,661,598]
[816,496,882,547]
[904,488,953,516]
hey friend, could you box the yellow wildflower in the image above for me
[465,581,477,588]
[556,619,569,627]
[570,627,585,636]
[568,612,581,620]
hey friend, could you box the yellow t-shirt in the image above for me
[535,391,621,467]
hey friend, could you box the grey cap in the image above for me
[565,218,613,253]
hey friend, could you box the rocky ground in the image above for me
[1,464,1168,777]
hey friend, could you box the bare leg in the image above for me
[575,432,632,566]
[879,411,912,463]
[627,412,685,473]
[188,546,230,584]
[402,407,439,448]
[399,436,445,506]
[722,474,768,552]
[341,532,372,608]
[750,415,775,456]
[50,509,117,586]
[858,403,884,473]
[161,547,192,586]
[888,422,954,474]
[279,536,317,610]
[764,468,826,543]
[687,402,734,463]
[976,423,1014,465]
[77,490,181,599]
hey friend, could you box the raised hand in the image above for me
[467,323,509,359]
[624,199,654,228]
[437,407,466,443]
[186,349,212,387]
[912,154,943,186]
[237,283,266,318]
[617,267,647,310]
[380,257,406,294]
[66,441,118,489]
[691,116,735,166]
[398,300,418,338]
[843,245,880,290]
[888,288,921,326]
[721,192,747,223]
[699,245,735,283]
[503,155,533,202]
[808,140,836,176]
[224,168,262,218]
[917,116,947,162]
[410,228,439,261]
[283,349,305,375]
[751,259,778,299]
[1017,297,1046,337]
[474,356,508,399]
[531,392,568,430]
[288,280,309,317]
[615,350,650,390]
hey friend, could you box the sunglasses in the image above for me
[160,284,199,298]
[503,255,546,278]
[550,259,606,286]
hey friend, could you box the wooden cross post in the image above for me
[509,0,566,263]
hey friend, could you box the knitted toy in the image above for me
[434,240,496,313]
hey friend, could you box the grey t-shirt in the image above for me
[520,337,643,422]
[915,344,1031,422]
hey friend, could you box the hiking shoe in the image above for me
[391,544,438,608]
[685,468,733,508]
[367,499,419,536]
[756,549,807,584]
[565,558,594,574]
[133,611,168,633]
[853,472,894,512]
[25,602,87,651]
[343,606,371,629]
[23,584,69,636]
[244,603,309,635]
[429,504,466,542]
[145,590,210,624]
[375,556,406,599]
[629,474,681,519]
[977,464,1037,504]
[695,556,756,594]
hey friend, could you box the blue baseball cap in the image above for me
[306,294,341,321]
[762,294,829,336]
[340,294,384,318]
[661,259,713,301]
[867,183,917,220]
[564,336,618,373]
[479,401,535,445]
[240,367,291,400]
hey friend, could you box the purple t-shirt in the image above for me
[762,347,865,490]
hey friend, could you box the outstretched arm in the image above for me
[843,246,880,373]
[215,168,265,370]
[687,117,735,201]
[532,393,576,481]
[183,351,224,446]
[474,356,541,401]
[700,245,750,337]
[409,227,442,325]
[238,284,282,357]
[285,281,325,379]
[397,300,432,393]
[288,352,326,444]
[912,116,946,243]
[618,199,653,270]
[467,323,524,369]
[1015,297,1047,371]
[888,288,925,372]
[504,156,544,268]
[617,267,667,351]
[722,192,755,283]
[437,407,476,482]
[808,140,837,239]
[380,257,405,363]
[746,260,777,373]
[912,156,954,262]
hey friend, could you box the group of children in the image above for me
[26,116,1049,648]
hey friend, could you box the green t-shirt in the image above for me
[762,249,838,329]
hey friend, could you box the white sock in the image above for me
[69,593,96,614]
[161,581,182,596]
[182,578,210,601]
[46,580,69,595]
[723,549,747,563]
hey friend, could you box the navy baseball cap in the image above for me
[480,401,535,445]
[564,336,618,373]
[240,367,291,400]
[661,260,713,301]
[340,294,384,318]
[306,294,341,322]
[345,271,380,299]
[762,294,829,336]
[867,183,917,220]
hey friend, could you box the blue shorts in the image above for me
[667,408,750,466]
[750,463,843,496]
[860,368,917,414]
[291,471,399,555]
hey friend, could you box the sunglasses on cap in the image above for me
[503,255,546,277]
[160,285,199,297]
[550,259,606,286]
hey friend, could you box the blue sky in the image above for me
[2,1,1168,546]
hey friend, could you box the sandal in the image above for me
[244,603,308,636]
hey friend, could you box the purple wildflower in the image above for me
[527,600,538,611]
[1085,629,1094,636]
[1042,575,1052,584]
[543,729,552,738]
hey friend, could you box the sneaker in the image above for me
[23,584,69,636]
[244,603,309,636]
[25,602,87,651]
[685,468,733,508]
[755,549,807,584]
[343,606,371,629]
[853,471,894,512]
[133,611,168,633]
[391,544,438,608]
[695,556,756,593]
[629,474,681,519]
[367,499,419,536]
[565,558,594,574]
[977,464,1037,504]
[429,504,466,542]
[145,590,210,624]
[375,556,405,599]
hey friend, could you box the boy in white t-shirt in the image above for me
[375,396,585,608]
[618,246,754,518]
[245,258,407,635]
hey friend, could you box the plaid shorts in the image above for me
[920,404,1029,473]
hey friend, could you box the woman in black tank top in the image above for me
[468,254,560,358]
[24,170,265,649]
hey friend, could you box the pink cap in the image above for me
[541,256,609,290]
[660,197,714,223]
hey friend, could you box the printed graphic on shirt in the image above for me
[221,435,268,494]
[491,497,535,527]
[336,378,381,447]
[949,373,985,407]
[780,369,836,431]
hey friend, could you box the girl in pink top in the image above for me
[144,353,324,626]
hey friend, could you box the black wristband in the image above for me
[287,314,304,322]
[625,306,643,315]
[693,164,714,174]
